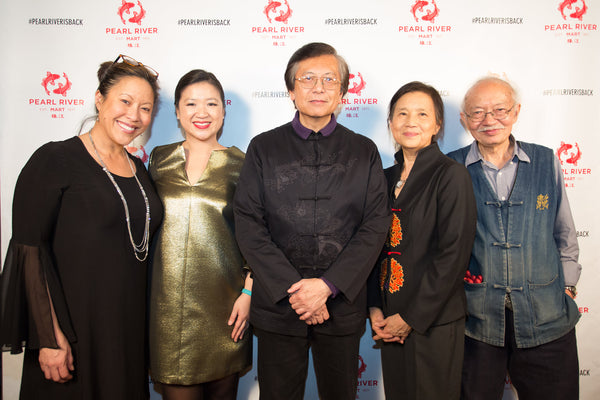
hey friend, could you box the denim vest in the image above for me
[448,142,579,348]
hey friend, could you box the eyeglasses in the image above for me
[112,54,159,79]
[295,75,340,90]
[464,104,515,122]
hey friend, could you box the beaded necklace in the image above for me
[89,132,150,261]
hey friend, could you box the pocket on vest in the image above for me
[528,274,565,326]
[465,282,486,320]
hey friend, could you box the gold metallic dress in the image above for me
[148,142,251,385]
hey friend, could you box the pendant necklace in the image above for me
[396,174,408,189]
[89,131,150,262]
[396,164,411,189]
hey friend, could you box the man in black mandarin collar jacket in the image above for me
[233,42,391,400]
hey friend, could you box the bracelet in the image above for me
[241,288,252,297]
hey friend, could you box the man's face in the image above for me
[460,80,521,149]
[289,54,343,130]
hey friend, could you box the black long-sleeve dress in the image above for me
[0,136,163,400]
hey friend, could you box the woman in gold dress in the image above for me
[148,69,252,400]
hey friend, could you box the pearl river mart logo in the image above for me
[545,0,597,44]
[556,141,592,188]
[264,0,292,24]
[559,0,587,20]
[42,72,71,97]
[252,0,305,47]
[399,0,451,46]
[341,72,378,120]
[106,0,158,49]
[125,144,149,162]
[356,355,379,398]
[348,73,366,96]
[30,71,85,119]
[118,0,146,25]
[411,0,440,23]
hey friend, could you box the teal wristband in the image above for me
[241,288,252,297]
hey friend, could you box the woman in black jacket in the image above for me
[368,81,477,399]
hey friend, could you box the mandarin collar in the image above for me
[291,111,337,140]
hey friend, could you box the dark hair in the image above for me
[96,59,160,111]
[174,69,226,140]
[284,42,349,96]
[77,58,160,135]
[388,81,445,143]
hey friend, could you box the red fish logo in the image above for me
[557,141,582,166]
[118,0,146,25]
[348,72,366,96]
[126,144,149,162]
[358,355,367,378]
[42,72,72,97]
[558,0,587,21]
[411,0,440,23]
[264,0,293,24]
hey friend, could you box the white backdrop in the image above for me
[1,1,598,399]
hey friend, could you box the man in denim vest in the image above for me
[447,77,581,399]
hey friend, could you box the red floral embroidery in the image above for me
[389,213,402,247]
[388,259,404,293]
[381,211,404,293]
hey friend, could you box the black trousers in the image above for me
[380,317,465,400]
[254,327,362,400]
[462,308,579,400]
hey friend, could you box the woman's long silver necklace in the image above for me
[89,131,150,262]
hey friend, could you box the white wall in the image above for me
[1,1,598,398]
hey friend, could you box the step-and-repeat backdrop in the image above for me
[1,1,598,399]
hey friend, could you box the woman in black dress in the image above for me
[0,55,163,399]
[367,81,477,399]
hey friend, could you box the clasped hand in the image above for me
[288,278,332,325]
[369,307,412,344]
